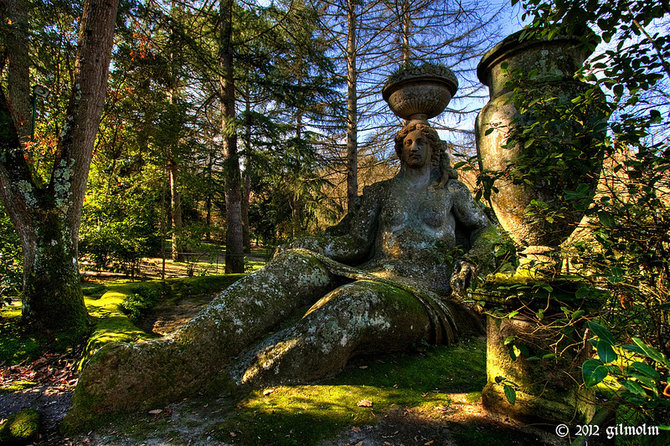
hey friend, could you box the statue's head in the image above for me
[394,121,457,180]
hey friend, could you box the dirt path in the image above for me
[136,294,216,336]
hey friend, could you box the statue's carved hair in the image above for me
[394,121,458,183]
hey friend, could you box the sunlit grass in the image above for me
[0,301,40,365]
[217,338,487,445]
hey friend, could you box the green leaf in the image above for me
[607,266,623,284]
[594,340,618,364]
[621,379,647,397]
[627,372,659,394]
[503,384,516,405]
[598,211,615,228]
[632,338,669,366]
[583,359,609,387]
[587,321,616,345]
[632,362,660,380]
[622,344,645,355]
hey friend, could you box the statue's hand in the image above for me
[450,260,477,299]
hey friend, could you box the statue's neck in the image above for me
[399,164,432,190]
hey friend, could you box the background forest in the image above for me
[1,0,505,292]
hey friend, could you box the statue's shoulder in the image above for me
[445,179,471,195]
[361,177,395,198]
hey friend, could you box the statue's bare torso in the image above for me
[347,175,488,295]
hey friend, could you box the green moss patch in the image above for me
[217,337,486,445]
[0,381,38,394]
[0,302,40,365]
[78,288,154,370]
[0,408,39,445]
[78,274,245,370]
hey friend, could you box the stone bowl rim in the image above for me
[382,70,459,103]
[476,30,589,85]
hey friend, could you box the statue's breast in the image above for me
[377,187,456,257]
[418,200,449,230]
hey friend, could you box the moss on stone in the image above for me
[77,275,246,371]
[0,409,39,445]
[78,288,155,371]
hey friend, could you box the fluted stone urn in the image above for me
[383,64,458,123]
[475,31,606,272]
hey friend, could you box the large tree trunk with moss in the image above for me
[19,211,88,338]
[0,0,119,339]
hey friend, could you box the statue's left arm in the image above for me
[447,180,497,296]
[448,180,490,241]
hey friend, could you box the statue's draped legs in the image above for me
[70,249,475,422]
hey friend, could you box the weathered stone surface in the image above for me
[69,250,337,421]
[382,64,458,121]
[482,314,594,424]
[475,31,605,254]
[69,107,493,425]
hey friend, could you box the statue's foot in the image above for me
[66,337,220,428]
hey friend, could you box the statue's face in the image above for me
[401,129,431,168]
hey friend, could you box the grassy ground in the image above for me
[75,338,560,446]
[0,253,568,446]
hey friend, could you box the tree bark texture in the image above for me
[219,0,244,273]
[0,0,119,338]
[3,0,31,143]
[345,0,358,213]
[242,168,251,252]
[169,159,185,261]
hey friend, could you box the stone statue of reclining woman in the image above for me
[68,121,494,422]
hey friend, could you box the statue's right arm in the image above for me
[287,184,382,264]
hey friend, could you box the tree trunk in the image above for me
[401,0,411,64]
[242,168,251,253]
[19,212,88,338]
[0,0,119,339]
[345,0,358,212]
[205,151,213,241]
[3,0,31,143]
[169,159,185,261]
[219,0,244,273]
[241,94,251,253]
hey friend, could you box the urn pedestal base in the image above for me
[517,245,561,279]
[482,313,595,425]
